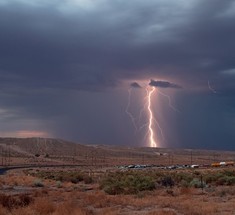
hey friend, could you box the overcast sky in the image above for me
[0,0,235,150]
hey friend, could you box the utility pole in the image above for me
[8,144,10,166]
[1,147,3,166]
[91,150,94,166]
[190,150,193,165]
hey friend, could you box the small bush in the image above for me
[161,176,174,187]
[29,170,92,184]
[70,178,79,184]
[222,170,235,177]
[217,176,235,186]
[18,194,33,207]
[204,174,219,184]
[56,181,62,188]
[83,175,93,184]
[33,179,44,187]
[189,178,206,188]
[0,194,18,210]
[174,172,193,184]
[166,189,174,196]
[180,180,190,188]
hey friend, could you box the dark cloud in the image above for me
[149,79,182,89]
[0,0,235,149]
[130,82,142,88]
[0,0,234,91]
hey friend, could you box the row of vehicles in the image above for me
[211,161,234,167]
[118,161,234,170]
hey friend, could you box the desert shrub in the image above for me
[70,177,79,184]
[33,179,44,187]
[202,170,235,186]
[204,174,219,184]
[222,170,235,177]
[219,189,226,197]
[56,181,62,188]
[203,172,224,184]
[0,194,18,210]
[161,176,174,187]
[100,172,155,195]
[193,171,201,176]
[102,180,123,195]
[29,170,92,184]
[189,178,206,188]
[83,175,93,184]
[173,172,193,184]
[216,176,235,186]
[0,194,33,210]
[18,194,33,207]
[166,189,175,196]
[180,179,190,188]
[175,172,193,183]
[204,171,235,185]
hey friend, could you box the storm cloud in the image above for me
[0,0,235,149]
[130,82,142,88]
[149,80,182,89]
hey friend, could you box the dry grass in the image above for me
[3,173,35,187]
[0,186,234,215]
[52,202,89,215]
[1,167,235,215]
[0,205,8,215]
[32,198,55,214]
[180,187,192,195]
[147,210,177,215]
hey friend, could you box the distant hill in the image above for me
[0,137,234,166]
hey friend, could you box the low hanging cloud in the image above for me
[149,79,182,89]
[130,82,142,88]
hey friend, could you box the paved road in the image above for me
[0,164,89,175]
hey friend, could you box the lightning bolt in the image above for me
[157,89,180,113]
[208,80,217,93]
[125,84,166,148]
[137,90,149,131]
[125,88,138,132]
[147,87,158,147]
